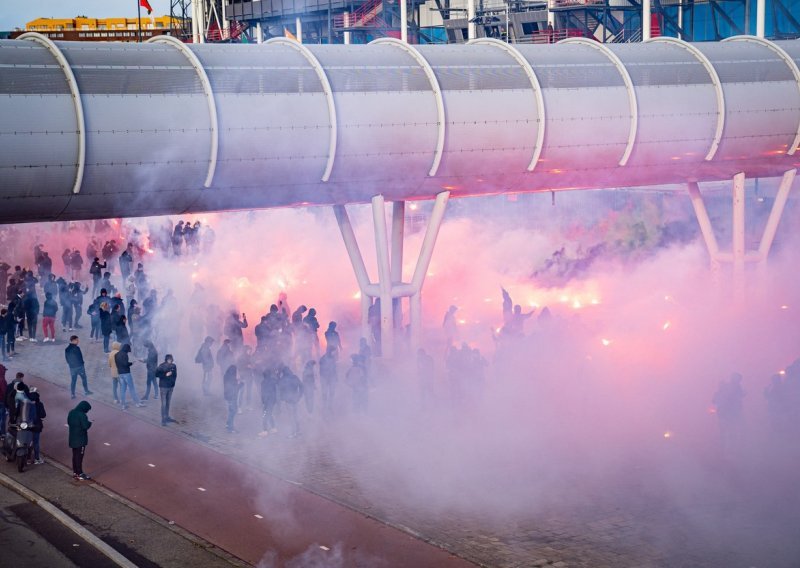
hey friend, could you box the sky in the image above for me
[0,0,174,31]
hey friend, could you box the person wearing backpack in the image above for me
[195,336,215,396]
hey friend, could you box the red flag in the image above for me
[140,0,153,14]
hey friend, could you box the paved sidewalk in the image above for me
[7,333,800,567]
[0,460,238,568]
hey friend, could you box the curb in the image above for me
[0,470,139,568]
[44,457,251,568]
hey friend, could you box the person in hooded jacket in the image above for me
[42,292,58,342]
[115,315,130,345]
[0,364,7,435]
[23,289,39,342]
[116,344,144,410]
[301,360,316,415]
[346,354,369,413]
[0,309,12,361]
[59,278,73,332]
[195,336,215,396]
[319,346,338,413]
[141,340,159,401]
[324,321,341,355]
[70,282,89,329]
[65,336,92,399]
[156,354,178,426]
[108,341,121,404]
[277,366,303,437]
[67,400,92,480]
[28,388,46,464]
[258,365,278,437]
[223,365,242,433]
[99,302,113,353]
[217,340,234,383]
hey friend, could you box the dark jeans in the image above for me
[0,337,7,361]
[71,446,85,475]
[32,431,41,460]
[73,305,83,327]
[102,333,110,352]
[27,315,37,339]
[5,333,14,355]
[61,304,73,329]
[262,403,276,431]
[144,369,159,399]
[69,365,89,396]
[202,369,212,395]
[160,387,173,423]
[90,317,100,339]
[226,399,237,430]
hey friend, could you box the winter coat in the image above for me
[67,401,92,448]
[0,365,7,402]
[319,353,337,383]
[115,322,130,344]
[260,369,278,408]
[156,362,177,389]
[278,369,304,404]
[145,344,158,373]
[114,344,133,374]
[28,392,46,432]
[43,296,59,317]
[223,366,240,402]
[99,308,112,336]
[108,342,121,378]
[64,343,84,369]
[195,344,214,372]
[23,295,39,318]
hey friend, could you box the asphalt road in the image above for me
[25,377,472,567]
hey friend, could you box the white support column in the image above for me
[756,0,766,38]
[643,0,651,41]
[192,0,201,43]
[222,0,229,33]
[334,204,372,340]
[344,12,351,44]
[391,201,405,329]
[401,0,409,42]
[687,182,721,264]
[758,169,796,261]
[468,0,477,40]
[372,196,394,358]
[296,17,303,43]
[732,172,746,295]
[256,21,263,43]
[409,192,450,353]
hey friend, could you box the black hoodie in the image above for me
[114,344,133,374]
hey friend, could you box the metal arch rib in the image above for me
[723,35,800,156]
[469,38,546,172]
[649,37,726,161]
[370,38,446,177]
[19,32,86,195]
[559,37,638,167]
[266,38,337,182]
[147,35,218,188]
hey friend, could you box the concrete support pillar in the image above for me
[391,201,405,328]
[687,182,720,264]
[296,17,303,43]
[343,12,351,44]
[372,195,394,358]
[256,21,263,44]
[642,0,651,41]
[758,169,796,262]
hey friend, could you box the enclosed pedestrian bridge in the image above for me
[1,33,800,223]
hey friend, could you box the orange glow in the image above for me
[662,321,671,331]
[663,431,672,439]
[601,338,612,347]
[353,291,361,300]
[409,202,418,211]
[549,169,564,174]
[442,185,460,191]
